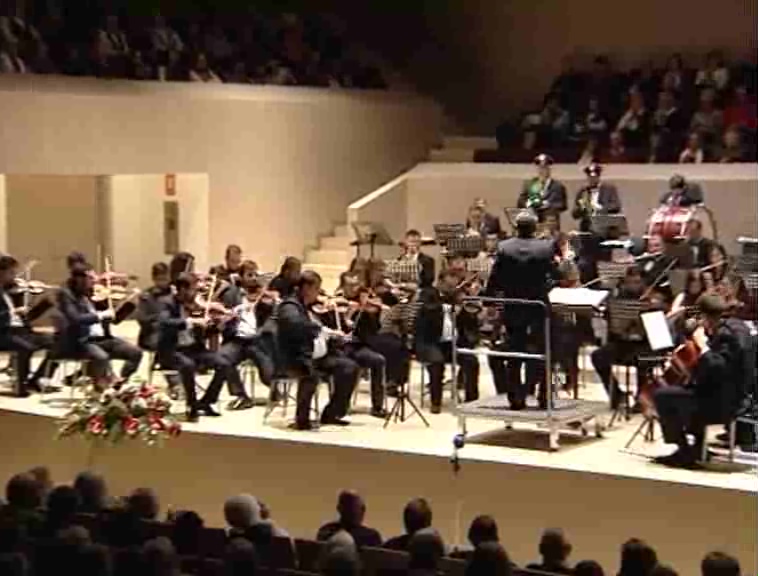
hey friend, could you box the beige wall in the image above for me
[0,410,754,576]
[0,76,441,271]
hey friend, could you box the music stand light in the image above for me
[447,236,485,258]
[591,214,629,239]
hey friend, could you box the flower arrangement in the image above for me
[58,379,181,445]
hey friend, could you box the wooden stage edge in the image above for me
[0,389,756,576]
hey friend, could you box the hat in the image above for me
[696,293,729,315]
[584,163,602,177]
[533,153,553,167]
[669,174,686,189]
[515,210,538,226]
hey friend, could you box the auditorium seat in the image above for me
[295,538,326,572]
[360,546,409,576]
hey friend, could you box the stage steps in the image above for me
[303,223,354,293]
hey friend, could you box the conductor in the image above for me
[486,211,556,409]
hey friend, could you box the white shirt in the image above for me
[441,304,454,342]
[590,188,602,212]
[235,304,258,339]
[86,300,105,339]
[2,291,22,328]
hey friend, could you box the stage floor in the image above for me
[1,323,755,495]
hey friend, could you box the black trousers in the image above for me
[160,345,229,411]
[0,328,53,395]
[591,340,648,406]
[417,341,479,407]
[500,318,546,407]
[218,338,274,398]
[295,353,358,426]
[75,337,142,380]
[346,343,385,410]
[653,386,702,451]
[368,333,410,386]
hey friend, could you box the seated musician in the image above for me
[169,252,196,283]
[209,244,245,284]
[653,294,750,467]
[157,273,231,422]
[668,270,706,340]
[270,256,302,299]
[466,198,502,237]
[276,270,359,430]
[590,266,649,410]
[659,174,704,207]
[415,270,480,414]
[518,154,568,227]
[399,229,435,289]
[218,261,276,411]
[687,219,713,268]
[0,255,55,397]
[56,263,143,388]
[571,163,621,233]
[445,254,467,286]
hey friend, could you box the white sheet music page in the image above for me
[641,311,674,351]
[549,287,609,309]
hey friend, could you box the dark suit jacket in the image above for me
[135,286,173,350]
[56,285,112,350]
[275,296,321,372]
[0,287,20,335]
[316,521,382,548]
[466,212,502,237]
[518,178,568,218]
[486,237,555,302]
[156,295,204,358]
[414,287,479,349]
[688,237,714,268]
[660,183,704,207]
[398,253,435,288]
[571,183,622,229]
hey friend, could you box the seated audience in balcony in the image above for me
[317,491,382,548]
[226,60,252,84]
[600,131,631,163]
[73,472,110,515]
[647,130,676,163]
[695,50,730,92]
[550,54,587,112]
[574,559,605,576]
[538,93,571,144]
[407,528,445,576]
[0,39,27,73]
[618,538,658,576]
[701,552,740,576]
[95,15,130,77]
[150,14,183,73]
[577,135,600,165]
[690,88,724,145]
[723,84,757,130]
[572,96,609,141]
[661,53,687,95]
[679,131,706,164]
[527,528,573,574]
[717,126,749,163]
[189,52,221,83]
[587,55,621,112]
[651,90,685,137]
[464,541,512,576]
[616,87,649,148]
[384,498,435,551]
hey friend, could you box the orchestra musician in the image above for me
[156,273,231,422]
[415,270,480,413]
[56,263,143,388]
[217,261,277,411]
[659,174,704,207]
[169,252,196,283]
[653,293,752,468]
[486,210,555,409]
[209,244,245,284]
[276,270,358,430]
[399,229,435,289]
[571,163,621,232]
[667,270,706,340]
[0,255,55,397]
[270,256,302,299]
[687,219,714,268]
[518,154,568,227]
[465,198,502,237]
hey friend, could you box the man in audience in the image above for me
[453,515,500,560]
[384,497,434,551]
[126,488,160,521]
[618,538,658,576]
[574,559,605,576]
[73,471,110,514]
[42,486,81,537]
[465,542,512,576]
[527,528,573,574]
[317,490,381,547]
[701,552,740,576]
[651,90,685,137]
[320,532,361,576]
[0,474,44,537]
[141,536,181,576]
[407,528,445,576]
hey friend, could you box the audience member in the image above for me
[616,87,649,147]
[95,15,130,77]
[679,132,706,163]
[75,543,112,576]
[577,135,599,164]
[538,93,571,144]
[189,52,221,83]
[695,50,730,92]
[126,488,160,521]
[452,514,500,561]
[316,491,382,547]
[717,126,749,163]
[407,528,445,576]
[320,535,361,576]
[0,552,28,576]
[647,130,676,163]
[661,53,686,94]
[224,537,259,576]
[42,485,81,536]
[575,559,605,576]
[723,85,757,131]
[464,541,512,576]
[618,538,658,576]
[150,14,183,77]
[384,498,434,551]
[28,466,53,502]
[601,131,631,163]
[170,510,204,556]
[141,537,181,576]
[651,90,685,136]
[73,471,109,514]
[651,565,679,576]
[690,88,724,144]
[0,474,43,536]
[701,551,740,576]
[527,528,572,574]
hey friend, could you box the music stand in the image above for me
[591,214,629,239]
[433,224,465,248]
[596,261,631,290]
[351,222,395,259]
[447,236,485,258]
[466,255,494,282]
[384,259,421,284]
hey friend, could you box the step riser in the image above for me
[320,236,353,250]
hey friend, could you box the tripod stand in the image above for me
[383,380,430,428]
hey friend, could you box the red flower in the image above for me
[87,416,105,435]
[168,422,182,437]
[124,417,140,436]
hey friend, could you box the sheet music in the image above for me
[641,311,674,351]
[549,287,609,308]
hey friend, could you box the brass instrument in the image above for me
[526,178,545,209]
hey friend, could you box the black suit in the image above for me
[688,237,714,269]
[276,296,358,426]
[486,236,555,406]
[518,178,568,226]
[0,287,53,395]
[660,184,704,207]
[55,285,142,380]
[466,212,502,237]
[415,286,480,408]
[571,182,622,231]
[156,295,229,414]
[136,286,173,351]
[654,318,747,453]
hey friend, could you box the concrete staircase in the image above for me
[303,224,353,293]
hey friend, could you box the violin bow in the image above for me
[104,256,115,313]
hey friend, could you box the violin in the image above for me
[13,278,57,295]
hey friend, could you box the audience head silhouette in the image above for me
[701,552,740,576]
[619,538,658,576]
[464,541,512,576]
[224,494,262,530]
[127,488,159,521]
[408,527,445,572]
[469,515,499,547]
[224,537,259,576]
[575,559,606,576]
[404,498,433,535]
[539,528,572,566]
[141,536,179,576]
[5,474,41,511]
[336,491,365,528]
[73,472,108,513]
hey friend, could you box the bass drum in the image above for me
[645,205,717,242]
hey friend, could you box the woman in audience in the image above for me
[618,538,658,576]
[695,50,730,92]
[616,87,649,148]
[189,52,221,83]
[527,528,573,574]
[678,131,706,163]
[465,541,512,576]
[723,85,757,131]
[690,88,724,146]
[662,53,686,94]
[717,126,749,163]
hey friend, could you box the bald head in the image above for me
[224,494,262,530]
